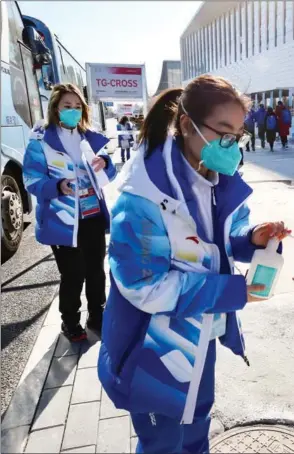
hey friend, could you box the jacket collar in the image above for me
[118,136,252,227]
[43,125,109,155]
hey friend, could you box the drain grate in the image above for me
[210,425,294,453]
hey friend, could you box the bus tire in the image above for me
[1,173,24,262]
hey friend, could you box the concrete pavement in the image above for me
[2,143,294,453]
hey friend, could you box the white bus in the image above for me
[1,1,50,261]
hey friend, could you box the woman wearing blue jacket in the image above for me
[23,83,116,342]
[116,116,134,163]
[98,75,289,453]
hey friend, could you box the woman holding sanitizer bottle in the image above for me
[23,83,116,342]
[98,75,291,454]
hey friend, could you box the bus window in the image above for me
[58,45,66,74]
[6,2,23,69]
[20,44,43,124]
[6,2,31,127]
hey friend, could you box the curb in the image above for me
[1,287,60,454]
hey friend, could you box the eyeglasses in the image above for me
[200,123,251,149]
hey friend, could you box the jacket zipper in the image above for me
[181,313,214,424]
[223,193,251,366]
[72,162,79,247]
[180,186,217,425]
[116,337,138,376]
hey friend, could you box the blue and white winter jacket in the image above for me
[255,107,267,127]
[23,122,117,247]
[117,122,134,149]
[98,136,262,424]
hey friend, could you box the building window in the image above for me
[226,12,231,65]
[203,27,207,72]
[259,1,262,53]
[231,9,236,63]
[201,28,205,73]
[266,1,269,49]
[189,34,193,78]
[185,37,188,80]
[245,1,249,57]
[274,1,278,46]
[206,26,210,72]
[268,1,275,49]
[216,18,221,67]
[196,31,200,75]
[283,0,286,43]
[185,36,189,79]
[222,15,227,66]
[235,7,240,60]
[211,23,215,70]
[207,24,211,72]
[251,0,254,55]
[277,1,284,46]
[193,33,197,76]
[293,0,294,40]
[239,3,243,59]
[190,34,194,78]
[197,29,201,75]
[214,20,218,69]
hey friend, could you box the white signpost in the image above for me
[86,62,148,114]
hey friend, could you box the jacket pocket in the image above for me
[115,315,150,383]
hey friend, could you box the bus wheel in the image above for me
[1,173,24,262]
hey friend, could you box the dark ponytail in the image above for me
[138,88,183,157]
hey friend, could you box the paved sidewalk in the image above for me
[2,143,294,453]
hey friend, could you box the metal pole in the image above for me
[142,63,148,116]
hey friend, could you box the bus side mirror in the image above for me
[23,26,52,68]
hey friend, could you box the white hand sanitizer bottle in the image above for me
[246,238,283,299]
[80,140,109,188]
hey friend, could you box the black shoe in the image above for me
[86,316,102,337]
[61,322,87,342]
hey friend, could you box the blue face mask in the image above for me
[200,139,241,176]
[59,109,82,128]
[181,102,241,176]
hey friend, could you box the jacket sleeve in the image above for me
[229,202,283,263]
[23,139,62,202]
[97,149,117,182]
[229,202,257,263]
[109,192,248,317]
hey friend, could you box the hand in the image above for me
[60,179,74,196]
[251,222,291,247]
[247,284,266,302]
[92,156,106,172]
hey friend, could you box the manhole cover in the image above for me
[210,425,294,453]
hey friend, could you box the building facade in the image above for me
[154,60,181,96]
[180,1,294,109]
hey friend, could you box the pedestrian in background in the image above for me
[117,116,134,163]
[244,107,256,151]
[98,75,290,454]
[275,100,292,149]
[23,83,116,342]
[265,106,278,152]
[256,103,267,148]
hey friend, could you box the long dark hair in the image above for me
[119,116,129,126]
[139,75,251,157]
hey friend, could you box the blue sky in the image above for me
[19,1,201,94]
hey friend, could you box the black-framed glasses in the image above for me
[200,123,251,149]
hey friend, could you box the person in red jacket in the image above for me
[275,101,292,149]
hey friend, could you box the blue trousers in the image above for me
[131,341,216,454]
[121,148,130,162]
